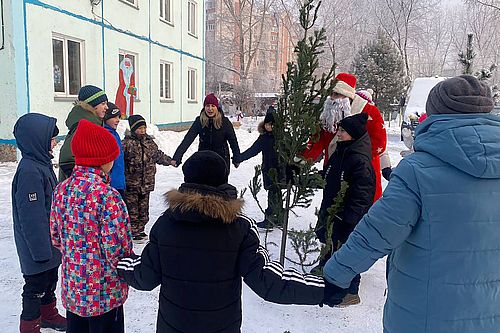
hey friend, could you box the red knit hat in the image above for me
[71,119,119,167]
[203,93,219,108]
[332,73,357,99]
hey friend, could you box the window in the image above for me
[206,21,215,31]
[160,0,172,23]
[187,68,197,101]
[188,0,197,37]
[52,34,84,96]
[120,0,138,8]
[160,61,172,100]
[119,50,139,100]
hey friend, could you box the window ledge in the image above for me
[119,0,139,10]
[188,32,198,39]
[160,99,175,103]
[187,100,198,104]
[160,18,174,27]
[54,95,78,102]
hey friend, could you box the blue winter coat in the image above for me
[12,113,62,275]
[324,114,500,333]
[104,124,126,191]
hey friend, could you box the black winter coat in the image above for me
[118,184,325,333]
[320,133,375,241]
[173,109,240,168]
[235,122,279,189]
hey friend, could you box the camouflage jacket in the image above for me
[122,131,172,193]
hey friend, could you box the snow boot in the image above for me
[256,219,273,230]
[40,301,67,331]
[335,293,361,307]
[20,317,41,333]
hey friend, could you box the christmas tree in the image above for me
[249,0,335,265]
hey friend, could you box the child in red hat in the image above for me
[50,119,133,333]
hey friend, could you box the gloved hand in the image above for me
[382,167,392,181]
[320,280,349,307]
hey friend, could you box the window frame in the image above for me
[159,0,173,25]
[187,67,197,102]
[52,33,85,98]
[119,0,139,9]
[160,61,173,101]
[118,50,140,101]
[187,0,198,37]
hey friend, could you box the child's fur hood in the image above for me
[165,189,244,224]
[258,121,266,134]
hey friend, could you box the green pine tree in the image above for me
[249,0,335,265]
[353,30,406,118]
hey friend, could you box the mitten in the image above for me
[320,280,349,307]
[382,167,392,181]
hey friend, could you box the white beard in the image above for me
[320,97,351,133]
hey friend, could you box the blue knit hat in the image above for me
[78,85,108,107]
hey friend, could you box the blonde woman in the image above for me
[172,93,241,169]
[58,85,108,181]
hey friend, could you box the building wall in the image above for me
[0,0,205,149]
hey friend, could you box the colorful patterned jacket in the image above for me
[50,166,133,317]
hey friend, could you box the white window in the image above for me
[187,68,197,101]
[160,0,172,24]
[52,34,84,96]
[188,0,197,37]
[160,61,172,100]
[119,50,139,100]
[120,0,138,8]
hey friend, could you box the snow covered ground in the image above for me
[0,117,406,332]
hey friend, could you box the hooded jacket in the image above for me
[12,113,61,275]
[324,114,500,333]
[58,103,102,181]
[172,108,241,168]
[117,184,325,333]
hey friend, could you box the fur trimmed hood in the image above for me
[165,189,244,224]
[258,121,266,134]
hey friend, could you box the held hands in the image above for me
[382,167,392,181]
[170,160,178,167]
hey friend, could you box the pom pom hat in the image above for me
[71,119,119,167]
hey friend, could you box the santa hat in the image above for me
[71,119,119,167]
[332,73,357,99]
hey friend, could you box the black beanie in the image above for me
[182,151,229,187]
[104,102,121,121]
[128,115,147,133]
[52,125,59,138]
[264,111,275,124]
[338,113,368,140]
[78,85,108,107]
[426,75,494,115]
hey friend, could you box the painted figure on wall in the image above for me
[115,56,137,118]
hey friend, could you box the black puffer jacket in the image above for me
[321,132,375,227]
[118,184,325,333]
[172,109,240,168]
[235,122,280,189]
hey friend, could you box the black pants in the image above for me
[21,266,59,320]
[264,186,282,219]
[66,306,124,333]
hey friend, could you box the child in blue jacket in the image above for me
[12,113,66,332]
[104,102,126,197]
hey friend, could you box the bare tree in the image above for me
[466,0,500,12]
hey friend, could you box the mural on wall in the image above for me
[115,55,137,118]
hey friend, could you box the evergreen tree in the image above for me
[353,30,406,117]
[249,0,335,265]
[459,33,476,75]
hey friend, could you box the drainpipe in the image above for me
[0,0,4,51]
